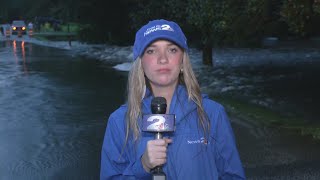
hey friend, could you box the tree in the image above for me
[280,0,320,37]
[244,0,280,40]
[76,0,132,43]
[0,0,10,23]
[129,0,187,32]
[186,0,230,66]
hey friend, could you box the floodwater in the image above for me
[0,40,127,179]
[0,38,320,179]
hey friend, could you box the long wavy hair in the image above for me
[125,52,210,143]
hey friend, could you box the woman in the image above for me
[100,19,245,180]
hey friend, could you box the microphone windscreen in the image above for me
[151,97,166,106]
[151,97,167,114]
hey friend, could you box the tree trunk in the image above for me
[202,42,213,67]
[307,0,314,15]
[264,0,273,21]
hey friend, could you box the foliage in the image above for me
[77,24,108,43]
[129,0,187,32]
[186,0,230,45]
[280,0,320,37]
[60,23,80,33]
[315,0,320,13]
[77,0,132,44]
[243,0,283,40]
[222,0,255,46]
[2,0,320,45]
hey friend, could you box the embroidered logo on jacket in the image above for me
[187,137,208,145]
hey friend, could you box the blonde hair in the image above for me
[125,52,210,143]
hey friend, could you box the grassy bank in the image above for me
[32,23,79,41]
[213,95,320,140]
[32,32,77,41]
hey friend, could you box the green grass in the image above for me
[32,22,80,41]
[60,23,80,33]
[39,22,80,33]
[213,95,320,140]
[33,33,77,41]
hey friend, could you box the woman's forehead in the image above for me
[147,39,179,47]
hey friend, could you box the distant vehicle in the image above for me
[11,20,27,36]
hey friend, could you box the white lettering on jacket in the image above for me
[187,137,208,145]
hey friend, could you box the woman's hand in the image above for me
[141,138,172,172]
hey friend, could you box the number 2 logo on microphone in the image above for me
[147,115,166,131]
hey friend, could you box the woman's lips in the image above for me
[157,68,170,73]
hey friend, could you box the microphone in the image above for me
[142,97,175,180]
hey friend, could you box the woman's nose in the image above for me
[157,51,169,64]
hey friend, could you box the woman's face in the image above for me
[141,40,183,89]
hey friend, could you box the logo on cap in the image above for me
[144,24,174,37]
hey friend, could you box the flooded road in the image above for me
[1,39,320,179]
[0,40,127,179]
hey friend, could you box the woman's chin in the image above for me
[151,80,178,88]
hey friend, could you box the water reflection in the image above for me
[5,39,11,47]
[0,43,127,179]
[12,40,29,74]
[12,40,18,64]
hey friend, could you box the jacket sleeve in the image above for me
[100,113,151,180]
[213,105,246,180]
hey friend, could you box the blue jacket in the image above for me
[101,85,246,180]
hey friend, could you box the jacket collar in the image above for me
[142,85,197,124]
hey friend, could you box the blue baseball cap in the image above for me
[133,19,188,61]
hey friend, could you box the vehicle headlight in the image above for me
[22,26,26,30]
[12,27,16,30]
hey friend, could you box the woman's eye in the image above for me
[169,48,178,53]
[145,49,155,54]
